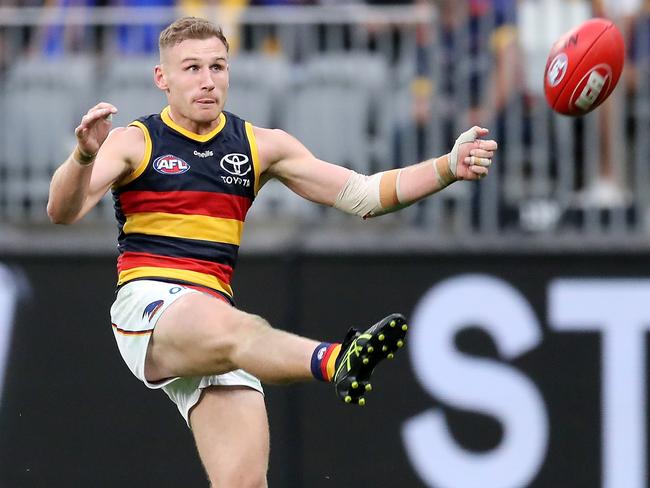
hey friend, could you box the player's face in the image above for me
[156,37,229,130]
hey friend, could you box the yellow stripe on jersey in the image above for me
[123,212,243,245]
[161,106,227,143]
[114,121,153,189]
[117,266,233,297]
[245,121,262,195]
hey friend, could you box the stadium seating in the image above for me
[99,55,166,127]
[226,53,291,128]
[283,53,392,176]
[1,56,95,221]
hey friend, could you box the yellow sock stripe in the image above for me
[325,344,341,381]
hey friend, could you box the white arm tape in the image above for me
[449,126,479,176]
[333,171,383,218]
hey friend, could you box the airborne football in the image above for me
[544,18,625,116]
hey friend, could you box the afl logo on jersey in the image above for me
[220,153,251,176]
[153,154,191,175]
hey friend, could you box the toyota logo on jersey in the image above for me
[153,155,191,175]
[220,153,251,176]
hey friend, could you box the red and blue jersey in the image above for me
[111,106,261,302]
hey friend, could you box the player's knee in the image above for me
[203,311,270,369]
[228,312,271,357]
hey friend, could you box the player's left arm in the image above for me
[254,125,497,218]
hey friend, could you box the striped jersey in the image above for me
[111,106,261,302]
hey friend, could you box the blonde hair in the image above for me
[159,17,229,52]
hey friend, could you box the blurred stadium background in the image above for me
[0,1,649,487]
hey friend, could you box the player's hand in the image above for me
[74,102,118,158]
[449,126,498,181]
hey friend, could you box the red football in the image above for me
[544,18,625,116]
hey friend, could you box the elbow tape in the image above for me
[333,169,403,218]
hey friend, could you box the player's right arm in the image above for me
[47,102,142,225]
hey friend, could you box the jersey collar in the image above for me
[161,106,226,143]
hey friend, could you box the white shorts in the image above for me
[110,280,263,425]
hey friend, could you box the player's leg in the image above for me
[145,286,409,405]
[145,291,318,383]
[189,385,269,488]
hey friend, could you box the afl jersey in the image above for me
[112,106,261,302]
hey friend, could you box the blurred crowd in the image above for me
[405,0,649,224]
[0,0,648,230]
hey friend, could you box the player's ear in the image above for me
[154,64,168,91]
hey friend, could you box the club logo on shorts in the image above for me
[142,300,164,321]
[317,346,327,360]
[153,155,190,175]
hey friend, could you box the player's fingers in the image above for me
[477,139,498,151]
[470,149,494,158]
[473,126,489,137]
[81,107,115,126]
[79,114,91,129]
[92,102,118,113]
[90,107,116,120]
[98,104,117,121]
[465,156,492,167]
[471,165,489,176]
